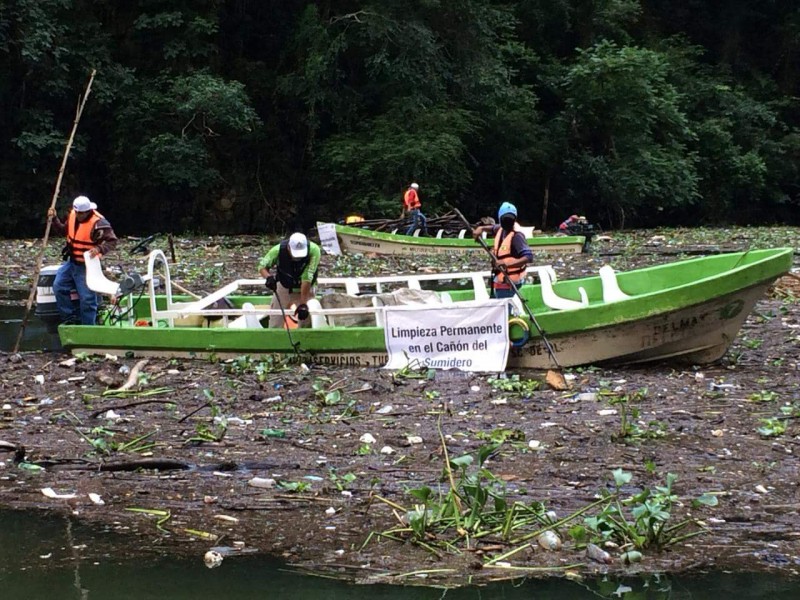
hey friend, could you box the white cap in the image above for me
[288,233,308,258]
[72,196,97,212]
[410,182,419,190]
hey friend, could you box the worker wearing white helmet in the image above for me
[400,182,427,236]
[259,232,321,328]
[47,195,119,325]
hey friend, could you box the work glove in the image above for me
[295,303,310,321]
[264,275,277,291]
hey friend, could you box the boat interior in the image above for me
[83,249,638,330]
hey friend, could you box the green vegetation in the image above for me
[2,2,798,236]
[575,470,717,551]
[370,432,715,563]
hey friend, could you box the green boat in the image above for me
[54,248,793,370]
[318,221,587,256]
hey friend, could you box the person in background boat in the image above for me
[559,214,585,233]
[471,202,533,299]
[259,232,321,328]
[400,182,427,236]
[47,195,118,325]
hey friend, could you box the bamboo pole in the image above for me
[14,69,97,353]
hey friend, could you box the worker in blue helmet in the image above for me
[472,202,533,298]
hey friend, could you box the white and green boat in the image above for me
[319,222,587,256]
[54,247,793,370]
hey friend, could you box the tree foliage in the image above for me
[0,0,797,236]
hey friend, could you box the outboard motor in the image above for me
[34,265,77,333]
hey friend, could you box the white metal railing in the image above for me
[88,249,612,329]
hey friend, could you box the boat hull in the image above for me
[59,248,793,371]
[331,223,585,256]
[62,282,771,369]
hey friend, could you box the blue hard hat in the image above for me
[497,202,517,220]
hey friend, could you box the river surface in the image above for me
[1,302,799,599]
[0,291,62,353]
[0,509,798,599]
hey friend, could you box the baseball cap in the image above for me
[288,233,308,258]
[73,196,97,212]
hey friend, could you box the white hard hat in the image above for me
[288,233,308,258]
[72,195,97,212]
[410,182,419,190]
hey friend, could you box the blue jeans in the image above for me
[405,209,427,236]
[54,260,98,325]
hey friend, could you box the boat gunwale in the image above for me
[332,222,586,247]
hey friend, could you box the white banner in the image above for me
[383,300,510,372]
[317,222,341,255]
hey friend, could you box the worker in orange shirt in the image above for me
[400,182,427,236]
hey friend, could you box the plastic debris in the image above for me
[359,433,377,444]
[380,446,395,455]
[34,375,45,385]
[620,550,643,565]
[586,543,612,564]
[41,487,77,500]
[536,530,562,550]
[376,405,393,414]
[204,550,224,569]
[88,493,105,505]
[213,514,240,524]
[406,435,423,445]
[325,507,336,516]
[247,477,276,489]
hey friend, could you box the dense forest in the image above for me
[1,0,798,236]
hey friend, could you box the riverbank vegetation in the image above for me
[2,1,799,237]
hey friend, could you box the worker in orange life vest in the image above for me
[400,182,427,236]
[47,196,118,325]
[471,202,533,298]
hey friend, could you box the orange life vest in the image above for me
[493,229,526,287]
[403,188,421,210]
[66,210,102,263]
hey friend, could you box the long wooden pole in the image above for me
[14,69,97,353]
[452,208,567,386]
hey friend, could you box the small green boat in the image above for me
[55,248,793,370]
[319,222,587,256]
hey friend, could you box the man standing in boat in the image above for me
[47,195,118,325]
[259,232,320,328]
[471,202,532,299]
[401,182,427,236]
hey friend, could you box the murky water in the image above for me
[0,293,62,353]
[0,511,797,600]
